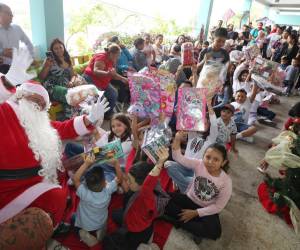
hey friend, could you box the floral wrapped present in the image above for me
[128,72,161,120]
[142,123,172,163]
[156,69,176,118]
[176,87,207,131]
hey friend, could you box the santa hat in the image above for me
[16,81,50,107]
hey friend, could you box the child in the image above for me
[65,113,133,181]
[215,104,238,153]
[213,63,235,116]
[143,34,156,66]
[166,97,218,193]
[165,138,232,241]
[130,38,147,71]
[279,56,289,70]
[231,86,259,143]
[104,147,170,250]
[232,63,252,96]
[91,113,133,180]
[73,155,122,247]
[198,28,229,65]
[283,58,300,96]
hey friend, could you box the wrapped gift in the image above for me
[176,87,207,131]
[230,50,244,63]
[243,44,261,61]
[197,60,228,92]
[251,57,279,78]
[128,72,161,120]
[156,69,176,118]
[63,139,124,170]
[181,42,194,66]
[66,85,102,107]
[142,123,172,163]
[251,57,285,93]
[252,74,283,94]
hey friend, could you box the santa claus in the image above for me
[0,48,109,226]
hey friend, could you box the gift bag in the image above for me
[142,123,172,163]
[196,60,228,92]
[181,42,194,66]
[128,72,161,120]
[176,87,207,131]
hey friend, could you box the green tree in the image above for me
[66,4,109,49]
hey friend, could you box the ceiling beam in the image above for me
[270,4,300,8]
[254,1,300,9]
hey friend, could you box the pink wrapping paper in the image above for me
[176,87,207,131]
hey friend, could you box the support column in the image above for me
[29,0,64,59]
[240,0,252,27]
[196,0,214,40]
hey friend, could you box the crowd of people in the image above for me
[0,2,300,250]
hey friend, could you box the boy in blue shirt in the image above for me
[73,154,122,247]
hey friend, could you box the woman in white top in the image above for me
[153,34,168,65]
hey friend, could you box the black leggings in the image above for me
[165,193,221,240]
[106,208,153,250]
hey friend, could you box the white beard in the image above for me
[18,99,63,184]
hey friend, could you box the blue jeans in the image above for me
[257,107,276,120]
[166,161,194,193]
[83,74,117,117]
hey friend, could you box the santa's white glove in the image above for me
[5,47,36,86]
[87,97,110,125]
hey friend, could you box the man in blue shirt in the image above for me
[0,3,34,73]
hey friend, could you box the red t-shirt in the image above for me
[124,175,159,232]
[84,52,113,90]
[284,117,294,130]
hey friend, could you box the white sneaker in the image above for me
[79,229,98,247]
[239,136,254,143]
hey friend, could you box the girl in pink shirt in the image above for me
[164,135,232,240]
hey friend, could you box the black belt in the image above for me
[0,166,42,180]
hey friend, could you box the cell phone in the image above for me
[45,51,54,59]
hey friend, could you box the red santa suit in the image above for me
[0,80,93,225]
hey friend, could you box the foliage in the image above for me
[66,3,195,55]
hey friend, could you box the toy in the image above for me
[142,123,172,163]
[66,85,102,107]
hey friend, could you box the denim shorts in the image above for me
[236,122,250,132]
